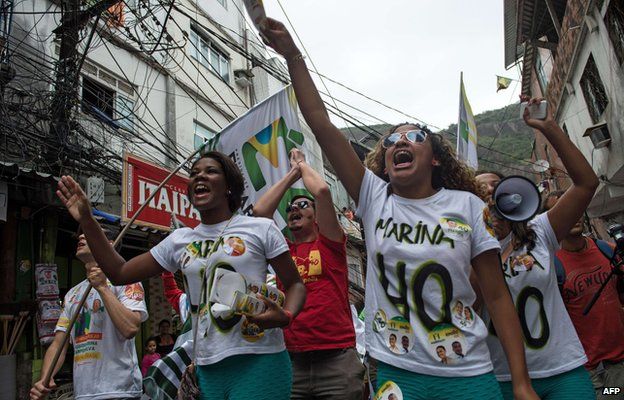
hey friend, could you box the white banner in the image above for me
[207,86,311,230]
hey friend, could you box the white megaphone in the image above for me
[493,176,541,222]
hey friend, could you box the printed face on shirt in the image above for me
[452,341,463,356]
[382,124,436,187]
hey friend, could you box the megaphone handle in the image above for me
[582,269,615,315]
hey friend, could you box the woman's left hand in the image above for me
[520,95,556,132]
[513,382,540,400]
[247,295,291,330]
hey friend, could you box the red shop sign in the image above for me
[122,153,201,230]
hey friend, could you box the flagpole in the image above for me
[456,72,463,158]
[42,143,207,388]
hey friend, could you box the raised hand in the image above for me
[260,18,300,60]
[246,294,290,330]
[56,176,93,224]
[289,148,306,166]
[520,95,556,132]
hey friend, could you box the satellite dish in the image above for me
[532,159,550,173]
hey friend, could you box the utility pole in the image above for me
[47,0,123,171]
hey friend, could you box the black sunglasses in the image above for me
[286,200,312,213]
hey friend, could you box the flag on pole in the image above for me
[457,73,479,170]
[206,85,312,231]
[496,75,513,92]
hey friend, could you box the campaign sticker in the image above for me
[451,300,475,329]
[510,254,536,272]
[124,283,144,301]
[223,236,246,256]
[373,309,388,333]
[374,380,403,400]
[383,316,414,355]
[427,323,468,365]
[482,206,496,237]
[439,217,472,240]
[241,318,265,342]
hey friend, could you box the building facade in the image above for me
[0,0,364,396]
[504,0,623,232]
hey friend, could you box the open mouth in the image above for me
[288,214,302,223]
[393,150,414,167]
[193,183,210,196]
[77,241,86,250]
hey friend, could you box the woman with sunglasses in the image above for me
[476,97,598,400]
[55,151,306,400]
[261,18,537,400]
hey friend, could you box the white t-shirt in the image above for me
[357,169,500,377]
[484,213,587,381]
[55,280,148,400]
[150,214,289,365]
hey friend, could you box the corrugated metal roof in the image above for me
[504,0,522,68]
[0,161,60,181]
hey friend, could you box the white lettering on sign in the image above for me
[138,179,200,221]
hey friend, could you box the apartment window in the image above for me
[194,121,216,150]
[82,77,115,119]
[347,255,364,288]
[605,0,624,65]
[579,54,609,124]
[189,28,231,82]
[536,52,550,92]
[217,0,227,9]
[82,76,135,131]
[116,96,134,132]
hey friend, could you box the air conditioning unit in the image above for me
[583,122,611,149]
[234,69,254,88]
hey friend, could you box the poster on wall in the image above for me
[122,153,201,231]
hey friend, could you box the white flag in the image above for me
[206,86,309,230]
[457,73,479,170]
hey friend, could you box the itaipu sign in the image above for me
[122,153,201,231]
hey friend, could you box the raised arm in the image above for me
[290,149,344,242]
[261,18,365,204]
[56,176,165,284]
[473,250,538,400]
[88,265,142,339]
[253,157,301,218]
[162,272,184,314]
[521,96,599,241]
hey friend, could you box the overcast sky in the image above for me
[261,0,523,131]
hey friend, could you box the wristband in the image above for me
[283,309,294,327]
[289,53,305,63]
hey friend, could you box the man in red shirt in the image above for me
[254,148,364,400]
[545,192,624,399]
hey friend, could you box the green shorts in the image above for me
[196,351,292,400]
[498,366,595,400]
[376,361,503,400]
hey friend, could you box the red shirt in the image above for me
[280,233,356,352]
[557,239,624,369]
